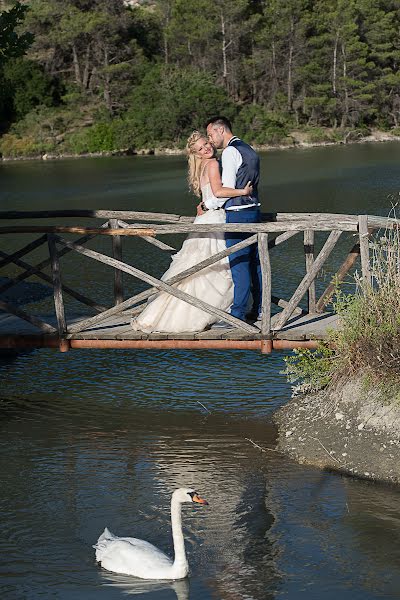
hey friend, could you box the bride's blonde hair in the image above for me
[186,130,209,198]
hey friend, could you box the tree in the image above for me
[0,1,33,67]
[0,1,33,131]
[122,64,235,147]
[359,0,400,127]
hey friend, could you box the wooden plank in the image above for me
[67,234,259,334]
[110,219,124,305]
[148,332,170,340]
[358,215,372,286]
[195,328,225,339]
[121,221,357,234]
[273,313,339,340]
[166,332,196,340]
[115,331,145,340]
[55,236,259,334]
[221,330,262,341]
[47,235,67,336]
[0,226,156,236]
[273,230,342,330]
[0,234,48,270]
[0,221,358,236]
[316,241,360,313]
[0,209,194,223]
[0,249,108,313]
[258,233,271,336]
[304,230,316,313]
[0,210,398,230]
[268,230,299,249]
[118,220,176,252]
[0,300,56,333]
[271,295,304,317]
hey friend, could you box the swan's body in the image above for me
[93,488,208,580]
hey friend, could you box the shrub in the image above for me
[284,219,400,396]
[283,343,337,396]
[66,122,118,154]
[124,64,235,148]
[0,132,39,157]
[234,105,290,145]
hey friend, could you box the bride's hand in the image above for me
[196,202,205,216]
[242,181,253,196]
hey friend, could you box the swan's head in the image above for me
[172,488,209,506]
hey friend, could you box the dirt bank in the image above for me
[274,375,400,484]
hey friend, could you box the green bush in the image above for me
[0,132,39,157]
[283,343,337,396]
[284,225,400,397]
[234,105,290,145]
[66,122,118,154]
[123,64,235,148]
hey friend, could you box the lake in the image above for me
[1,142,400,600]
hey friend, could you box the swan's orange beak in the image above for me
[192,494,209,506]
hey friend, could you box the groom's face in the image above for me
[207,124,224,149]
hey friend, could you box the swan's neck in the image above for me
[171,498,187,572]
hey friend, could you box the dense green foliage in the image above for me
[1,0,400,156]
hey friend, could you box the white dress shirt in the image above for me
[202,137,257,211]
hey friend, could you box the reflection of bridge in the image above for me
[0,210,394,353]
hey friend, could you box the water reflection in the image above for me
[102,573,190,599]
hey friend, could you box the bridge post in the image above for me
[304,230,316,313]
[47,234,68,351]
[358,215,372,286]
[258,233,271,352]
[110,219,124,305]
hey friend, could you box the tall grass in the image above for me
[284,215,400,394]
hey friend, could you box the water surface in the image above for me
[1,143,400,599]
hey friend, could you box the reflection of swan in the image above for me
[102,572,190,599]
[94,488,208,579]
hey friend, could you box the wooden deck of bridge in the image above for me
[0,209,394,354]
[0,310,338,352]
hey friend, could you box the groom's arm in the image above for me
[202,146,242,210]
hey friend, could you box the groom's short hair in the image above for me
[205,116,232,132]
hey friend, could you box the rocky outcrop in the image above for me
[274,375,400,484]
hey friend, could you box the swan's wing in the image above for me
[95,534,173,579]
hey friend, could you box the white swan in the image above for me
[93,488,208,580]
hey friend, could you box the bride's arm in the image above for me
[207,159,253,198]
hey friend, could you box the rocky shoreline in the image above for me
[274,374,400,485]
[1,130,400,162]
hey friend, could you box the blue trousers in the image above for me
[225,207,262,321]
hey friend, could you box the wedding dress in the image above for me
[131,181,233,333]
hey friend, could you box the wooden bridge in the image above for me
[0,210,395,354]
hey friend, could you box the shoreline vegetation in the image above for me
[1,128,400,162]
[277,223,400,484]
[3,2,400,164]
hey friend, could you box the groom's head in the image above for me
[206,116,232,149]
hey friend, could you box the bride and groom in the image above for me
[131,116,262,334]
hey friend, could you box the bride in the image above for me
[131,130,253,333]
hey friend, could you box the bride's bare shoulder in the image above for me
[205,158,219,174]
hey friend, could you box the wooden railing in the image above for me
[0,210,398,346]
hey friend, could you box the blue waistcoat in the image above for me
[223,138,260,209]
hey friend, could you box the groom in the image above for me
[205,116,262,324]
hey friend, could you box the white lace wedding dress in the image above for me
[131,181,233,333]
